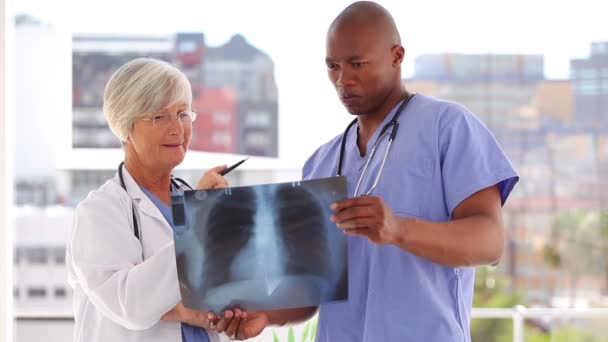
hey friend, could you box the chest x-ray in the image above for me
[171,176,348,312]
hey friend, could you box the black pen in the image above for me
[219,158,249,176]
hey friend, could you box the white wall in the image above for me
[1,0,7,338]
[14,25,71,180]
[1,0,15,340]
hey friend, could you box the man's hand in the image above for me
[220,307,316,340]
[330,195,403,245]
[197,165,229,189]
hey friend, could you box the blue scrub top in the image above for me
[303,94,519,342]
[140,186,211,342]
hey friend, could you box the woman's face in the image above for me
[127,101,193,172]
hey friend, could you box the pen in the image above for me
[219,158,249,176]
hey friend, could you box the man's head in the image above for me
[326,1,404,115]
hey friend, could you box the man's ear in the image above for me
[392,45,404,67]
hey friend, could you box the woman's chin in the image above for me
[159,153,185,169]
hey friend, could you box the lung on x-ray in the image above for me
[171,176,348,313]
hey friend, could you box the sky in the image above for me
[9,0,608,169]
[12,0,608,79]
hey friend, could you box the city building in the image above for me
[72,32,279,157]
[190,86,237,153]
[72,35,172,148]
[203,34,278,156]
[570,41,608,130]
[13,206,73,315]
[408,52,608,303]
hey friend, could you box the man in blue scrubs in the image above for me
[302,2,519,341]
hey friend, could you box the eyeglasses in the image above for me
[140,109,197,128]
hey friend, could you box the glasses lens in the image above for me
[152,114,169,127]
[149,111,196,127]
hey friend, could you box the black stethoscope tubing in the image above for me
[336,93,415,196]
[117,161,192,240]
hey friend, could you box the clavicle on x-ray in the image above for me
[171,176,348,312]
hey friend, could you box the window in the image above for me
[581,68,599,79]
[178,40,196,53]
[27,287,47,299]
[53,247,66,264]
[245,111,271,127]
[26,247,47,265]
[213,111,231,125]
[246,132,270,147]
[54,287,67,298]
[212,131,231,146]
[14,248,21,265]
[576,80,599,95]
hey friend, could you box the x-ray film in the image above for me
[171,176,348,312]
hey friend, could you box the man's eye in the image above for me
[327,63,338,70]
[352,62,367,69]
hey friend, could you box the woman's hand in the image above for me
[197,165,229,189]
[230,311,269,340]
[161,302,218,329]
[211,308,248,339]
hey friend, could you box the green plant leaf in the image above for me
[288,327,295,342]
[301,321,311,342]
[272,329,280,342]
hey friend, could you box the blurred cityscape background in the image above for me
[72,32,278,156]
[7,2,608,342]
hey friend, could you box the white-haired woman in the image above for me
[66,58,261,342]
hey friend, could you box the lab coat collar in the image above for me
[115,164,172,228]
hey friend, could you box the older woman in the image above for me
[66,58,249,342]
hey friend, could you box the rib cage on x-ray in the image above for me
[275,185,331,276]
[198,184,331,293]
[172,177,347,312]
[203,187,258,290]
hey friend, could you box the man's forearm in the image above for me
[395,214,504,267]
[266,306,318,326]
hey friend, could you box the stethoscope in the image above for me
[118,161,193,240]
[336,93,415,197]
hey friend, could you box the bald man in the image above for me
[301,1,520,341]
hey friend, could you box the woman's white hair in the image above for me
[103,57,192,142]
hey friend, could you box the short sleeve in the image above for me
[439,105,519,216]
[302,148,320,180]
[301,135,341,181]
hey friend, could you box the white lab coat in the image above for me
[66,165,225,342]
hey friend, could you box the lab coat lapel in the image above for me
[117,165,174,233]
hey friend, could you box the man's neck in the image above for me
[357,85,409,156]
